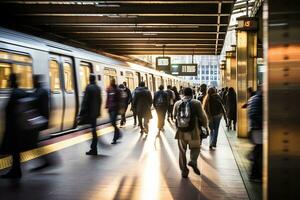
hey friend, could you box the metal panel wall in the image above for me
[264,0,300,199]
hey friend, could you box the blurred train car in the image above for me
[0,27,192,139]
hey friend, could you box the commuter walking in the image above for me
[30,74,56,170]
[203,87,228,150]
[132,82,152,135]
[119,82,132,126]
[0,73,27,178]
[166,85,175,121]
[106,79,121,144]
[197,84,207,103]
[248,87,263,182]
[222,87,229,105]
[131,87,138,126]
[225,87,237,131]
[174,87,208,178]
[153,85,168,134]
[172,86,181,102]
[179,86,184,97]
[78,74,102,155]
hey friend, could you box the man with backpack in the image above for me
[153,85,168,135]
[173,87,208,178]
[119,82,132,126]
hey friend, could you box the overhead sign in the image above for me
[156,57,171,72]
[171,64,198,76]
[236,16,257,31]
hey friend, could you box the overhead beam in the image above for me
[0,1,235,4]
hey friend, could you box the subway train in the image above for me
[0,27,192,140]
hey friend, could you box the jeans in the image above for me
[109,110,121,141]
[120,106,128,125]
[167,104,174,120]
[209,114,222,147]
[90,119,98,152]
[251,144,262,179]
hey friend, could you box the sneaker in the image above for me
[86,150,98,155]
[188,161,201,175]
[111,140,117,145]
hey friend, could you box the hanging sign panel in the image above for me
[171,64,198,76]
[156,57,171,72]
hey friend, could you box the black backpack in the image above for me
[155,92,167,107]
[176,99,195,132]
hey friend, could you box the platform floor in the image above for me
[0,114,249,200]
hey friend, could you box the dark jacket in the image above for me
[125,87,132,104]
[225,91,237,121]
[0,88,27,154]
[132,86,152,118]
[153,90,168,110]
[106,85,120,112]
[80,83,102,120]
[248,92,263,130]
[204,94,226,120]
[32,86,50,127]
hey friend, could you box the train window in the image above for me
[49,60,61,91]
[0,51,33,89]
[125,71,134,90]
[63,62,74,93]
[80,62,91,91]
[13,64,33,89]
[104,68,117,89]
[0,63,12,89]
[148,75,154,92]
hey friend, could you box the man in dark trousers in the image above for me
[106,79,121,144]
[120,82,132,126]
[153,85,168,135]
[79,74,102,155]
[132,82,152,135]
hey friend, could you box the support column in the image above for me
[236,16,258,138]
[226,47,237,90]
[264,0,300,199]
[220,60,226,88]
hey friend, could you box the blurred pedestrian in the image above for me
[197,84,207,103]
[174,87,208,178]
[172,86,181,102]
[166,85,175,121]
[132,82,152,135]
[78,74,102,155]
[203,87,228,150]
[30,74,57,170]
[225,87,237,131]
[0,73,27,178]
[106,79,121,144]
[131,87,138,126]
[153,85,168,135]
[248,86,263,182]
[119,82,132,126]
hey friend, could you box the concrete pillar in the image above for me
[236,16,258,138]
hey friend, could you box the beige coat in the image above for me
[173,97,208,145]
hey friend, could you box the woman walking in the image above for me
[203,87,228,150]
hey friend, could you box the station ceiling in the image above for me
[0,0,235,55]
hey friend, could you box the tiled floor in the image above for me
[0,114,249,200]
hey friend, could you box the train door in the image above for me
[49,56,64,133]
[61,56,76,130]
[49,54,76,132]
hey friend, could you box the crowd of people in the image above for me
[0,73,262,182]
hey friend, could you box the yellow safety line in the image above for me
[0,126,115,170]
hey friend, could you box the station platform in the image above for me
[0,114,249,200]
